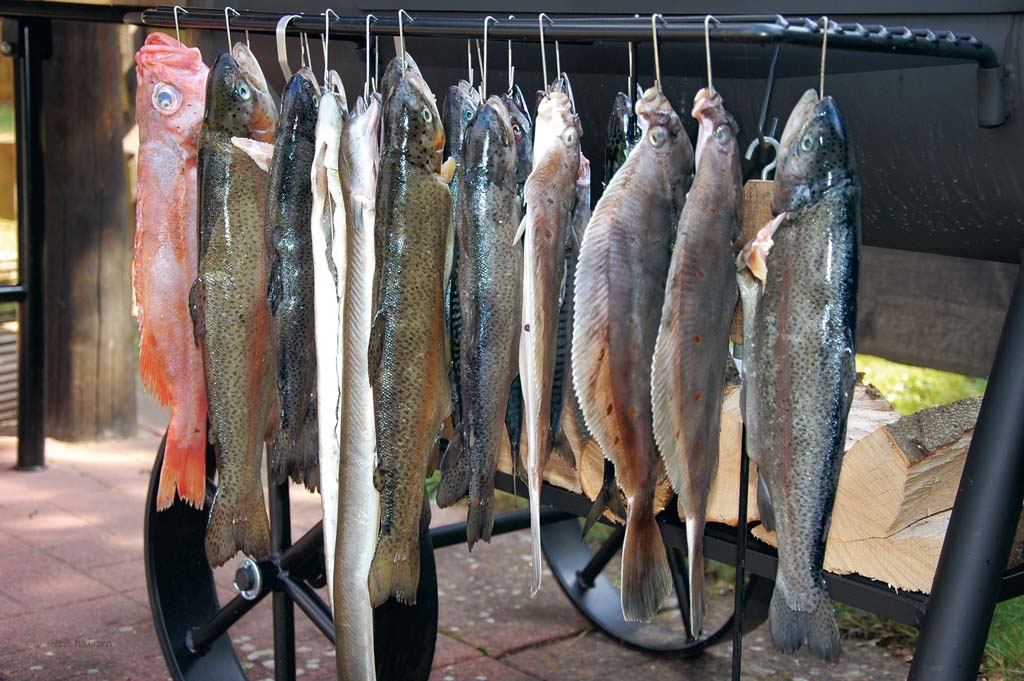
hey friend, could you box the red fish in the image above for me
[134,32,209,510]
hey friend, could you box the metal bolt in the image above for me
[1,42,13,56]
[233,558,262,600]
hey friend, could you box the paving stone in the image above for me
[430,654,537,681]
[0,593,150,654]
[0,549,112,612]
[84,557,147,593]
[44,527,141,571]
[432,633,484,669]
[0,506,93,550]
[0,589,28,618]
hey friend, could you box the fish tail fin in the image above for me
[367,531,420,607]
[156,419,207,510]
[582,461,620,538]
[466,473,496,552]
[138,331,171,406]
[769,578,840,663]
[435,431,469,508]
[204,483,271,568]
[296,406,320,492]
[620,496,672,622]
[685,515,706,638]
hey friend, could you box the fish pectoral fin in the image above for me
[512,214,527,246]
[188,277,206,346]
[231,137,274,173]
[438,157,456,184]
[267,252,283,316]
[756,474,776,532]
[738,212,786,284]
[367,310,385,386]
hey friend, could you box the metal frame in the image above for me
[1,4,1021,680]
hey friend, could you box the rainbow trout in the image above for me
[193,46,278,568]
[516,81,580,592]
[367,56,453,606]
[436,80,481,508]
[335,91,382,679]
[743,89,859,663]
[572,86,693,622]
[603,90,640,186]
[457,96,522,549]
[650,88,741,636]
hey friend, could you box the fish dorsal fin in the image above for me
[512,214,527,245]
[267,252,283,316]
[188,277,205,346]
[231,137,274,173]
[367,310,385,386]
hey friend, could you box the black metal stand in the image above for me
[909,260,1024,680]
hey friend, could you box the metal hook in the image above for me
[538,13,553,95]
[705,15,721,94]
[301,32,313,70]
[819,16,830,98]
[322,9,338,86]
[374,35,380,92]
[275,14,301,82]
[507,15,515,95]
[756,45,781,147]
[224,7,240,52]
[555,40,561,78]
[651,14,667,93]
[398,9,414,72]
[745,137,780,181]
[172,6,187,47]
[627,41,635,97]
[482,16,497,99]
[364,14,376,99]
[467,40,474,87]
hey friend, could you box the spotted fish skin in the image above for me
[572,86,693,623]
[745,90,859,664]
[267,69,321,492]
[650,87,741,637]
[366,57,452,607]
[518,84,580,593]
[502,84,534,199]
[194,47,279,568]
[603,91,639,187]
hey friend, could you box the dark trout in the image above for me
[651,87,741,637]
[367,56,453,606]
[743,89,859,663]
[603,90,640,186]
[193,46,279,568]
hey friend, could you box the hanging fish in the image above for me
[572,85,693,622]
[307,71,347,615]
[457,96,522,549]
[367,55,453,606]
[603,90,640,186]
[516,78,580,593]
[335,90,382,679]
[133,33,209,511]
[650,87,741,637]
[436,79,482,509]
[193,45,278,568]
[742,89,859,663]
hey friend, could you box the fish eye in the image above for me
[649,128,665,148]
[236,82,251,101]
[562,128,576,146]
[462,108,473,122]
[800,133,815,152]
[152,83,182,115]
[422,108,432,123]
[714,125,729,144]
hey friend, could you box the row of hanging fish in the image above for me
[134,24,858,672]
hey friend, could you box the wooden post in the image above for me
[42,21,135,440]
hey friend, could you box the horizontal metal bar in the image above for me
[128,8,999,68]
[185,588,268,654]
[0,285,26,303]
[0,0,142,23]
[430,506,575,549]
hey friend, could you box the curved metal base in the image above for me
[144,435,437,681]
[541,517,771,657]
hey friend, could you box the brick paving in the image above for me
[0,396,914,680]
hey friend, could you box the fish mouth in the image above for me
[136,31,204,73]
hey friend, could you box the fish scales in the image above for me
[572,86,693,622]
[267,69,320,492]
[457,96,523,549]
[367,60,452,607]
[650,88,741,637]
[335,92,382,679]
[518,87,580,593]
[194,46,279,568]
[746,90,859,663]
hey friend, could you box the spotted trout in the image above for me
[436,79,481,509]
[573,86,693,622]
[456,96,523,549]
[603,90,640,187]
[516,81,580,592]
[134,33,209,510]
[743,89,859,663]
[335,91,382,679]
[367,56,453,606]
[650,87,741,636]
[193,45,278,568]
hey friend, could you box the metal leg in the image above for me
[6,18,47,471]
[909,259,1024,680]
[268,463,296,681]
[731,429,751,681]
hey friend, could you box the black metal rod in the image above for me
[732,428,751,681]
[278,574,336,644]
[0,285,26,302]
[429,506,573,549]
[268,469,296,681]
[278,520,323,573]
[10,17,45,471]
[909,259,1024,680]
[185,591,266,655]
[129,9,999,69]
[576,525,624,589]
[666,545,695,642]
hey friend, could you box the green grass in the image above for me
[855,354,1023,677]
